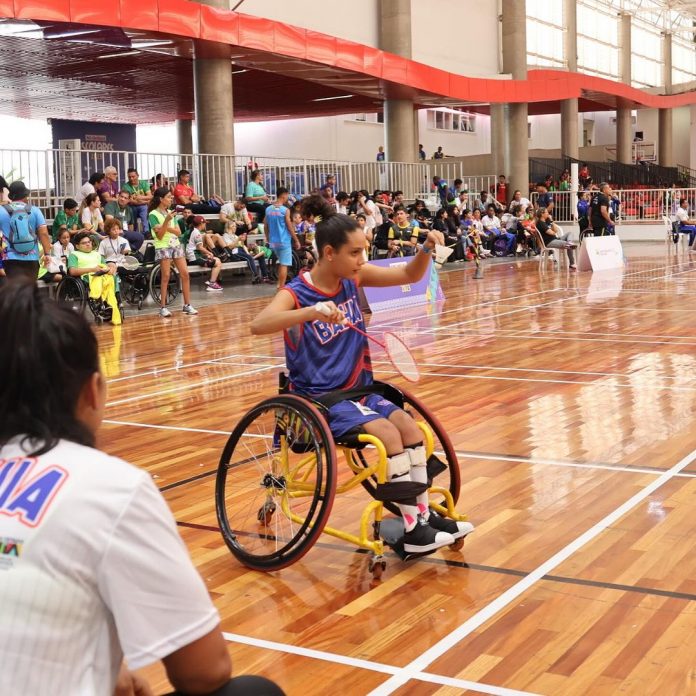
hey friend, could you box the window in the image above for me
[427,109,476,133]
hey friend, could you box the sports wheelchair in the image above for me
[55,273,125,325]
[215,377,468,579]
[119,245,182,310]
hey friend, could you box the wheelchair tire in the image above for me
[216,394,337,571]
[149,264,181,306]
[55,277,87,314]
[349,385,460,516]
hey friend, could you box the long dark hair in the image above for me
[300,196,358,257]
[149,186,171,212]
[0,282,99,455]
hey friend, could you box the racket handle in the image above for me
[314,301,348,325]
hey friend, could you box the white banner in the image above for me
[577,236,625,272]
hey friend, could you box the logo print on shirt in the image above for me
[311,297,363,345]
[0,458,69,528]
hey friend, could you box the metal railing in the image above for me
[530,188,696,224]
[0,147,496,219]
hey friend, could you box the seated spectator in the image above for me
[78,193,105,243]
[223,222,266,284]
[150,172,170,193]
[535,208,577,270]
[0,174,8,204]
[220,199,256,232]
[68,232,122,324]
[239,230,272,282]
[0,282,285,696]
[244,170,271,222]
[52,227,74,269]
[104,189,145,251]
[185,215,224,292]
[482,204,515,255]
[536,183,554,214]
[320,174,337,197]
[443,206,465,261]
[508,189,531,212]
[470,208,492,256]
[675,198,696,245]
[98,218,131,269]
[355,212,373,252]
[97,165,119,205]
[336,191,350,214]
[77,172,105,205]
[173,170,222,214]
[52,198,80,242]
[123,167,152,234]
[387,205,419,255]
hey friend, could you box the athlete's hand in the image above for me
[424,229,445,250]
[313,301,346,325]
[292,237,301,250]
[114,663,154,696]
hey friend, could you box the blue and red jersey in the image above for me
[283,272,372,395]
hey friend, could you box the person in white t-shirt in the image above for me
[675,198,696,246]
[186,215,224,291]
[98,218,132,267]
[0,284,285,696]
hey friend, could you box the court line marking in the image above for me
[222,632,539,696]
[454,327,696,340]
[101,420,696,480]
[369,444,696,694]
[105,363,284,408]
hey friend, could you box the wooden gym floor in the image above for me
[98,242,696,695]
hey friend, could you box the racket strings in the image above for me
[382,332,419,382]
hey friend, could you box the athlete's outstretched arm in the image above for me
[250,290,345,335]
[359,229,444,288]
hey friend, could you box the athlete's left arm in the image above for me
[359,229,444,288]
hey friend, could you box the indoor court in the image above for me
[98,242,696,695]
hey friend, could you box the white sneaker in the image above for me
[182,304,198,315]
[159,307,172,318]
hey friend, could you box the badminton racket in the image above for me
[119,255,140,270]
[314,302,419,382]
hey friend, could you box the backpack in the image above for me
[4,204,36,255]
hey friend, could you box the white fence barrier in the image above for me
[0,147,496,220]
[530,188,694,224]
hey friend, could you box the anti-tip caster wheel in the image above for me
[368,557,386,580]
[449,537,465,552]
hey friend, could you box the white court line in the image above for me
[106,363,284,407]
[106,354,238,383]
[452,450,696,479]
[454,327,696,340]
[99,420,696,480]
[223,632,539,696]
[370,444,696,695]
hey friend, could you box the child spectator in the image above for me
[185,215,224,292]
[52,228,74,268]
[223,222,265,283]
[52,198,79,242]
[98,218,131,268]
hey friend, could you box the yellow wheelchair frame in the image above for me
[215,381,468,578]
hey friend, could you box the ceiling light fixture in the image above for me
[311,94,354,102]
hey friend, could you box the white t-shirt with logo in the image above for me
[675,207,690,224]
[0,439,219,695]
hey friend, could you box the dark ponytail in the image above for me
[300,195,358,257]
[149,186,171,213]
[0,282,99,455]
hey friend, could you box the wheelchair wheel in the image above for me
[348,385,460,516]
[149,264,181,306]
[55,276,87,314]
[216,394,337,571]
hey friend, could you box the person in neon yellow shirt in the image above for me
[147,187,196,318]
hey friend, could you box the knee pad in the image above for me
[387,451,411,479]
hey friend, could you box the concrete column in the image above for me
[192,0,235,199]
[616,12,633,164]
[501,0,528,195]
[561,0,579,159]
[176,119,193,154]
[658,32,673,167]
[380,0,416,162]
[490,104,507,176]
[384,99,416,163]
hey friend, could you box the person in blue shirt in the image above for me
[264,187,300,289]
[0,181,51,282]
[251,196,474,557]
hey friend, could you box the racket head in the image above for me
[120,255,140,270]
[382,331,419,383]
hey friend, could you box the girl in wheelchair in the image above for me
[251,197,473,557]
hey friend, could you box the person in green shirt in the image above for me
[244,170,270,222]
[104,190,144,251]
[147,187,197,318]
[52,198,79,242]
[123,168,152,234]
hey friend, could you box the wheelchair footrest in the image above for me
[379,517,407,560]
